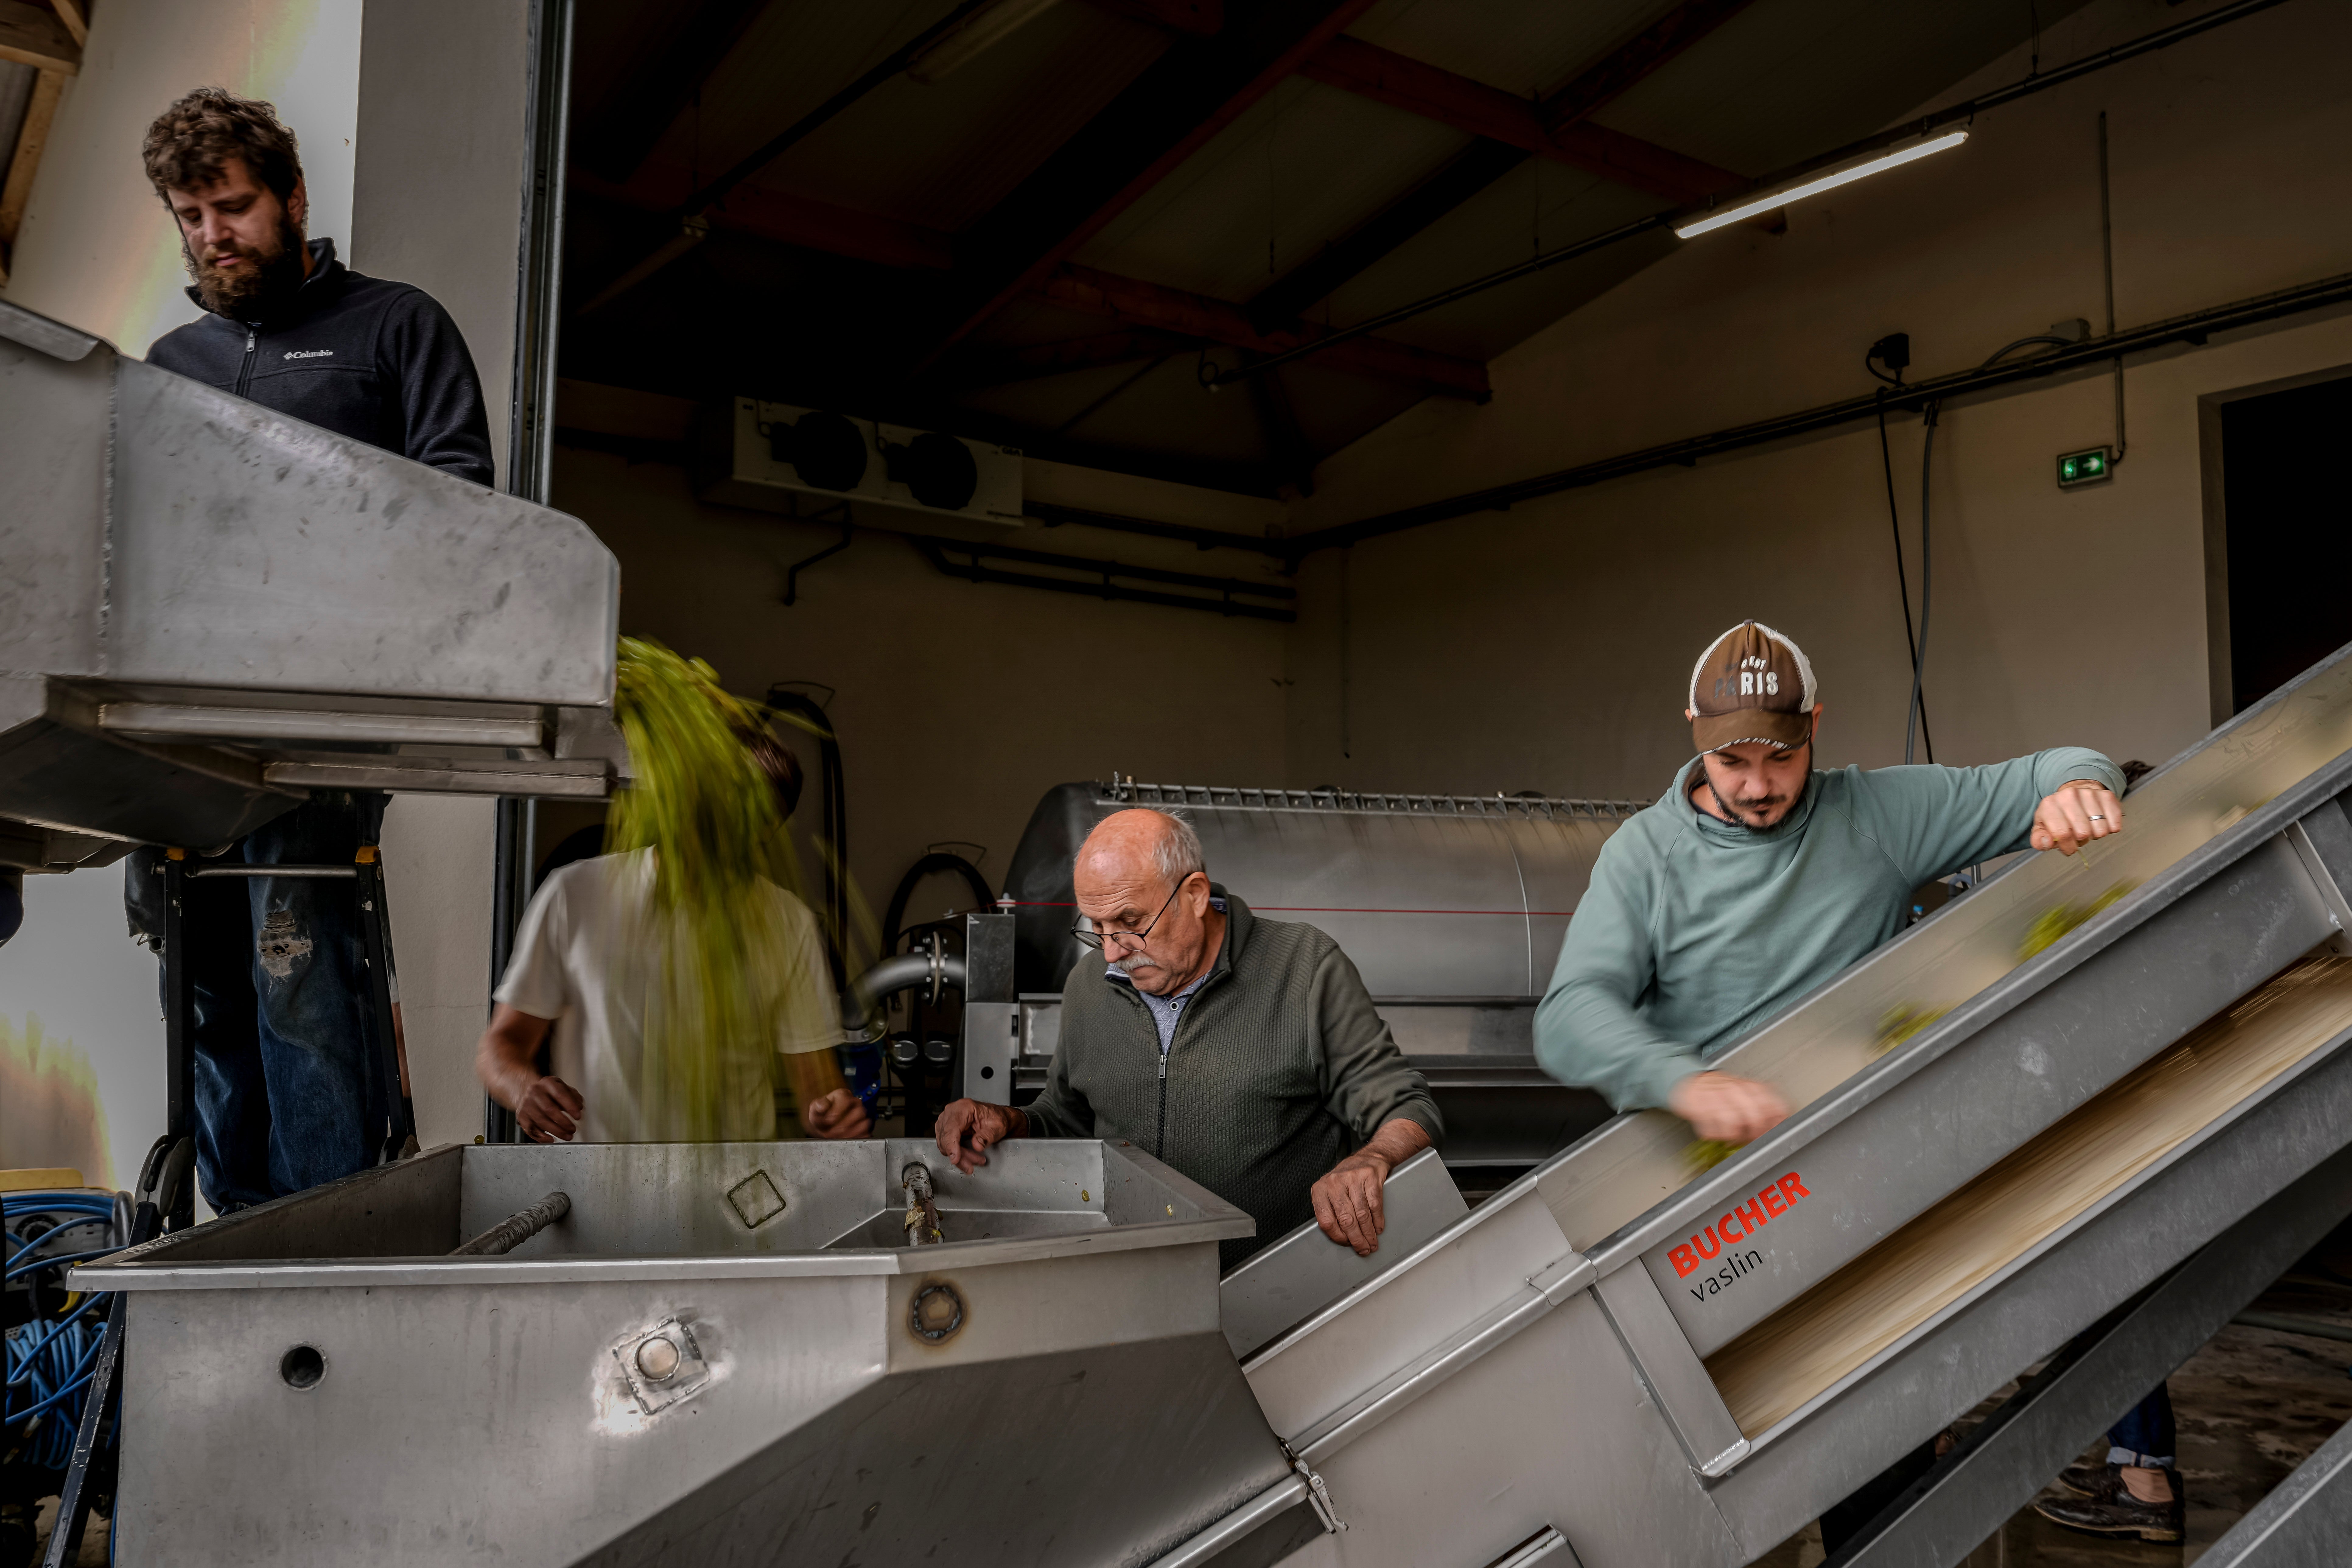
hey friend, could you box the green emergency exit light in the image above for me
[2056,446,2112,488]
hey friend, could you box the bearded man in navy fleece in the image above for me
[123,87,495,1213]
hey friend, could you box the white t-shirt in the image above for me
[494,849,839,1142]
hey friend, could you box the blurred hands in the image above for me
[1669,1071,1789,1144]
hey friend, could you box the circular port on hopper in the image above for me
[635,1335,682,1382]
[279,1345,327,1390]
[909,1282,965,1344]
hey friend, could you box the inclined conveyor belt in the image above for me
[1169,637,2352,1568]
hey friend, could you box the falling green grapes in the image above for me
[608,637,813,1142]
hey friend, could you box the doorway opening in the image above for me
[2208,372,2352,718]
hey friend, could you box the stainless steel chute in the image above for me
[76,1138,1285,1566]
[0,298,622,865]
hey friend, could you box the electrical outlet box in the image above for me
[2056,446,2113,488]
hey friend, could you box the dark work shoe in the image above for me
[2056,1461,2117,1499]
[2033,1471,2184,1543]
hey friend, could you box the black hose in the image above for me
[882,852,994,955]
[765,687,848,989]
[1876,393,1935,764]
[1906,402,1943,766]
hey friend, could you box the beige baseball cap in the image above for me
[1688,621,1818,752]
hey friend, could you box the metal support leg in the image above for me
[355,846,414,1159]
[160,849,195,1232]
[1830,1140,2352,1566]
[2198,1409,2352,1567]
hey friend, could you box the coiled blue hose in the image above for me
[4,1191,121,1468]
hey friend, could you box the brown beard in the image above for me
[186,212,307,319]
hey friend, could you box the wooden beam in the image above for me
[43,0,85,47]
[0,65,65,269]
[0,0,78,72]
[573,0,774,183]
[1038,261,1489,400]
[1541,0,1758,133]
[918,0,1380,367]
[1300,34,1739,204]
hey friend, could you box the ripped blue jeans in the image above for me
[152,792,391,1211]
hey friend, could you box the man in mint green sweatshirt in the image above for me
[1536,619,2127,1147]
[1536,619,2140,1547]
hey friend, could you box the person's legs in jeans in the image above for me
[243,791,390,1196]
[176,863,277,1211]
[2108,1381,2176,1471]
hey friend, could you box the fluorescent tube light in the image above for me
[1674,129,1971,239]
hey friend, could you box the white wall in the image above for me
[1281,0,2352,801]
[0,0,362,352]
[351,0,534,1144]
[350,0,531,482]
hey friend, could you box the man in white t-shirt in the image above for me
[477,849,866,1141]
[475,733,868,1143]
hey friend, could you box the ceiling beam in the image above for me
[1539,0,1759,133]
[43,0,84,47]
[1250,1,1763,326]
[1037,261,1489,401]
[0,0,79,73]
[917,0,1381,368]
[1299,34,1740,204]
[574,0,776,183]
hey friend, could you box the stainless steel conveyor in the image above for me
[0,298,621,869]
[1167,638,2352,1568]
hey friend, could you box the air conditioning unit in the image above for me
[696,397,1025,527]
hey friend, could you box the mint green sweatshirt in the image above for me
[1535,749,2123,1111]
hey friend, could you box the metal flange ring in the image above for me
[909,1281,965,1343]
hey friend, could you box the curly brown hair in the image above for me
[141,87,303,204]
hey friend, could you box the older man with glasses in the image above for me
[935,808,1441,1268]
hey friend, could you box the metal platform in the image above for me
[0,298,622,865]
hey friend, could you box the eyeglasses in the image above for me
[1072,879,1186,953]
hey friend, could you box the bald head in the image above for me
[1078,809,1204,890]
[1072,809,1220,996]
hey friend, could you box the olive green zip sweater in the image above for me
[1027,887,1442,1271]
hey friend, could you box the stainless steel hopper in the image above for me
[0,299,622,865]
[75,1137,1287,1567]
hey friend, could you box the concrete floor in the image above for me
[1756,1273,2352,1566]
